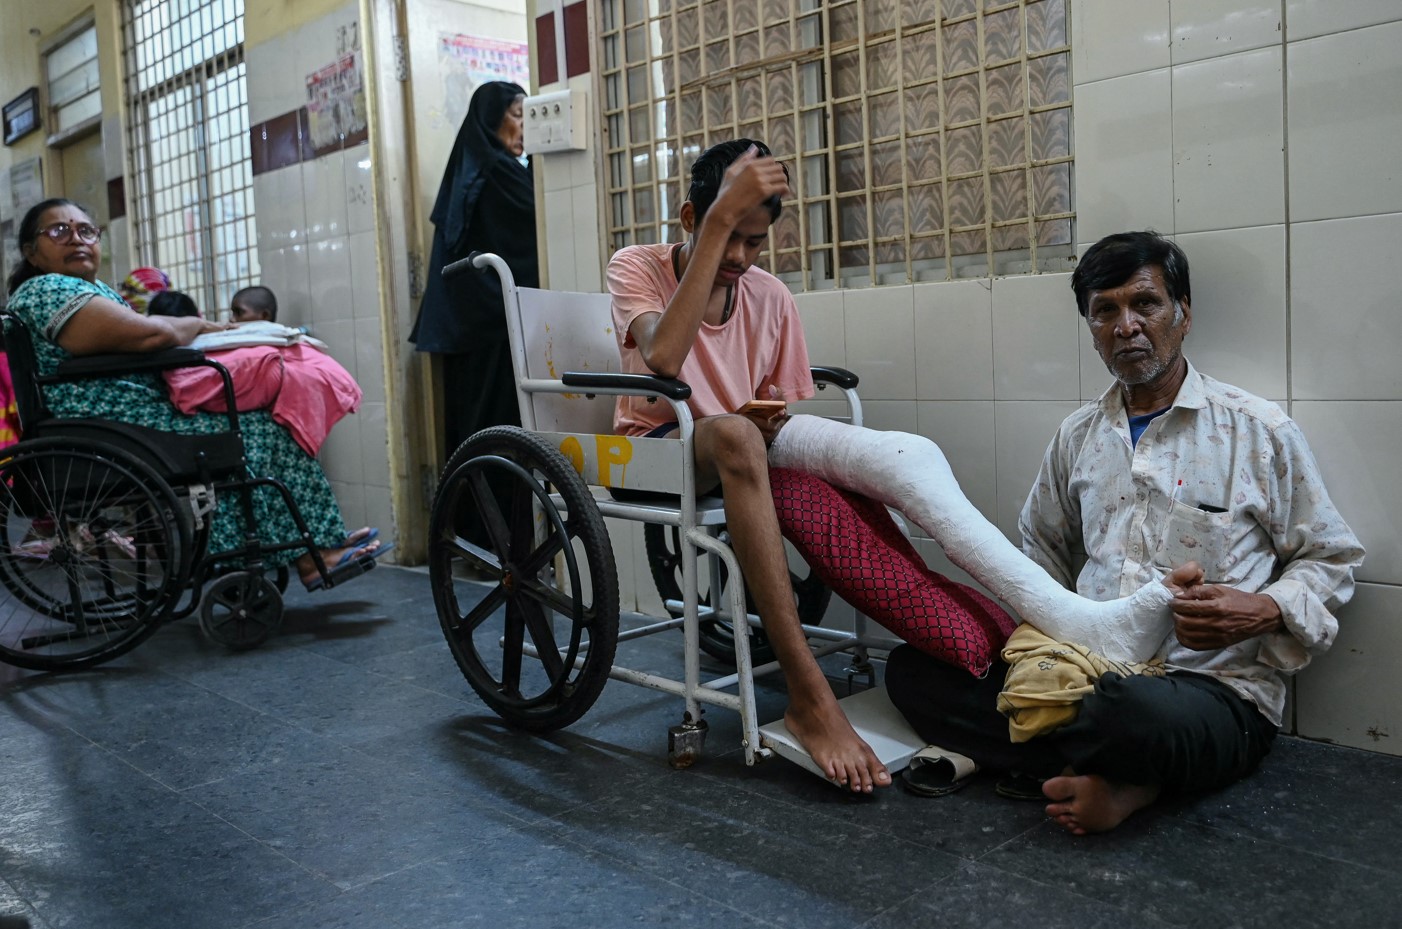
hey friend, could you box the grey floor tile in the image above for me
[0,813,339,929]
[0,875,48,929]
[983,816,1402,928]
[182,739,529,889]
[357,712,658,826]
[545,770,964,928]
[865,859,1181,929]
[12,679,332,792]
[701,765,1051,860]
[237,890,409,929]
[1172,735,1402,873]
[0,736,206,834]
[338,824,774,929]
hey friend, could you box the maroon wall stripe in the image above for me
[563,2,589,78]
[535,11,559,86]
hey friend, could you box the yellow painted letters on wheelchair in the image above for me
[556,433,634,486]
[595,434,633,484]
[558,435,585,474]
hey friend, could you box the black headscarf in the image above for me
[410,81,537,352]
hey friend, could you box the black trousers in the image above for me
[886,644,1277,794]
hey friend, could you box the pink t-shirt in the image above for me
[607,243,814,436]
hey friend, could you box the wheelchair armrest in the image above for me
[51,347,209,378]
[810,365,859,390]
[46,349,241,433]
[561,371,692,401]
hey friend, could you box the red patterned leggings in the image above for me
[768,467,1016,677]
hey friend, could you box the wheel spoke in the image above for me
[465,467,514,559]
[455,584,508,635]
[518,598,566,680]
[499,602,526,697]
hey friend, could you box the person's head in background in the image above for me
[471,81,527,160]
[230,285,277,323]
[147,290,201,318]
[118,266,171,313]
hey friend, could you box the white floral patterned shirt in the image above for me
[1018,361,1364,726]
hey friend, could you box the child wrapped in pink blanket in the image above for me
[163,340,361,457]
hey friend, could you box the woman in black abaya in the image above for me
[410,81,537,459]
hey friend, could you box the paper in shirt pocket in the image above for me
[1154,499,1235,581]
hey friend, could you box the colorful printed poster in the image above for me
[437,34,530,126]
[306,51,368,154]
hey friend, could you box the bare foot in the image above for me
[1042,773,1160,834]
[784,700,891,793]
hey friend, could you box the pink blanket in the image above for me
[163,344,362,456]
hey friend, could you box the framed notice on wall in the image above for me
[3,88,40,146]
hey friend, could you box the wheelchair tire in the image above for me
[200,571,284,650]
[643,523,832,666]
[0,437,188,671]
[429,427,619,732]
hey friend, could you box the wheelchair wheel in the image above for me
[644,523,832,666]
[200,571,284,650]
[429,427,619,732]
[0,437,188,671]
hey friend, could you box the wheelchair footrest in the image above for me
[319,548,382,590]
[759,686,929,781]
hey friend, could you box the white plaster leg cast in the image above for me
[769,415,1174,663]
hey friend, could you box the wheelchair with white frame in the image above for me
[426,252,891,768]
[0,312,382,671]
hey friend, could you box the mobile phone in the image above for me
[737,399,787,419]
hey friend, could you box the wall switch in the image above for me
[523,89,588,154]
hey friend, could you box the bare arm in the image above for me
[55,296,228,356]
[631,147,789,377]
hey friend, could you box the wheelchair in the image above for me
[427,253,883,766]
[0,312,380,671]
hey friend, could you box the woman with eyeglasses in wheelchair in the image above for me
[4,198,386,591]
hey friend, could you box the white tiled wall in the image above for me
[247,2,394,557]
[535,1,1402,755]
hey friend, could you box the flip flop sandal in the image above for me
[899,747,978,798]
[302,540,395,591]
[344,527,379,546]
[994,773,1047,801]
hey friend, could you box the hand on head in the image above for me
[712,146,789,225]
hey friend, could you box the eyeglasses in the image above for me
[38,222,103,245]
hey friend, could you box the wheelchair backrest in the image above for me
[498,281,687,495]
[509,287,621,436]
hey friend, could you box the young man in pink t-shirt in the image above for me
[606,139,893,792]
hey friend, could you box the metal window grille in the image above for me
[599,0,1074,289]
[121,0,257,315]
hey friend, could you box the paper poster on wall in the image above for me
[435,34,530,130]
[305,51,368,155]
[7,158,43,222]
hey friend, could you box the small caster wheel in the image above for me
[200,571,284,650]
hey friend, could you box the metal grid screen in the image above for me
[599,0,1074,289]
[121,0,257,315]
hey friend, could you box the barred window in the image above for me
[599,0,1073,288]
[122,0,257,315]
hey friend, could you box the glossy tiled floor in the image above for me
[2,565,1400,928]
